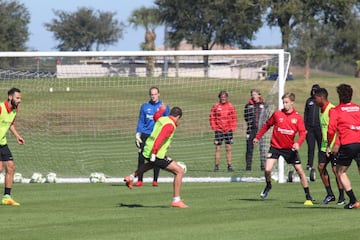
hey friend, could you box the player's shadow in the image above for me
[286,201,341,210]
[235,198,275,202]
[118,203,169,208]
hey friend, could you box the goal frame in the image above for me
[0,49,289,183]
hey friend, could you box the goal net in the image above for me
[0,49,290,183]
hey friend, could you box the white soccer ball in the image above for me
[30,172,43,183]
[177,161,187,174]
[13,173,23,183]
[89,172,106,183]
[45,172,57,183]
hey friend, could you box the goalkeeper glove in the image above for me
[150,153,156,162]
[135,133,142,148]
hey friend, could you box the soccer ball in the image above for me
[45,172,57,183]
[177,161,187,174]
[89,172,106,183]
[30,172,43,183]
[13,173,23,183]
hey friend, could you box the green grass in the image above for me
[3,166,360,240]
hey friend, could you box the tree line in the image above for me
[1,0,359,77]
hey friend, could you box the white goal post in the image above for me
[0,49,290,183]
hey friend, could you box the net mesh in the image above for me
[0,50,289,181]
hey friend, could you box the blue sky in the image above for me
[20,0,281,51]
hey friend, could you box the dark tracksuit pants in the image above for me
[246,128,267,170]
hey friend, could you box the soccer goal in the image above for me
[0,49,290,183]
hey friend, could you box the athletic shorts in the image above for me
[0,145,13,161]
[318,151,336,167]
[267,147,301,165]
[145,156,173,169]
[355,154,360,168]
[337,143,360,167]
[214,131,233,145]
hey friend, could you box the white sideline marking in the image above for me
[18,177,268,184]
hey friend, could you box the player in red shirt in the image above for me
[254,92,313,205]
[209,90,237,172]
[327,84,360,209]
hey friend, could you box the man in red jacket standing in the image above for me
[327,84,360,209]
[254,92,313,205]
[209,90,237,172]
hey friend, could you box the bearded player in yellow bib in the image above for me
[124,106,188,208]
[0,88,24,206]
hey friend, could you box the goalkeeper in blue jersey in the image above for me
[134,86,170,187]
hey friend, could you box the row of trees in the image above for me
[1,0,360,77]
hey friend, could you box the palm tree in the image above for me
[129,7,161,76]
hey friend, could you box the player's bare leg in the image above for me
[294,163,313,204]
[260,158,276,199]
[337,165,360,209]
[165,161,188,208]
[214,145,221,172]
[318,162,335,204]
[225,144,233,171]
[1,161,20,206]
[3,161,15,189]
[331,165,345,204]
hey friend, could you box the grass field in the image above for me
[3,168,360,240]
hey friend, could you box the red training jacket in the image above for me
[328,102,360,145]
[255,108,306,149]
[209,102,237,132]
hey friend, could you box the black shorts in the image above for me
[214,131,233,145]
[0,145,13,161]
[318,151,337,166]
[145,156,173,169]
[337,143,360,167]
[267,147,301,165]
[355,154,360,168]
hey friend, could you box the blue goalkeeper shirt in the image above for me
[136,100,170,135]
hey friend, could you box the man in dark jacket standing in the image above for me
[244,89,269,171]
[304,84,322,170]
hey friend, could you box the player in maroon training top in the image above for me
[327,84,360,209]
[254,92,313,205]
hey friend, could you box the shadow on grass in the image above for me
[234,198,276,202]
[118,203,170,208]
[286,201,342,210]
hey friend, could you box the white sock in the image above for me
[130,175,135,181]
[172,196,181,202]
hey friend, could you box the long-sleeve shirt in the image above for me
[304,96,320,129]
[209,102,237,132]
[136,100,170,135]
[327,102,360,145]
[256,108,306,149]
[143,116,178,159]
[244,97,269,134]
